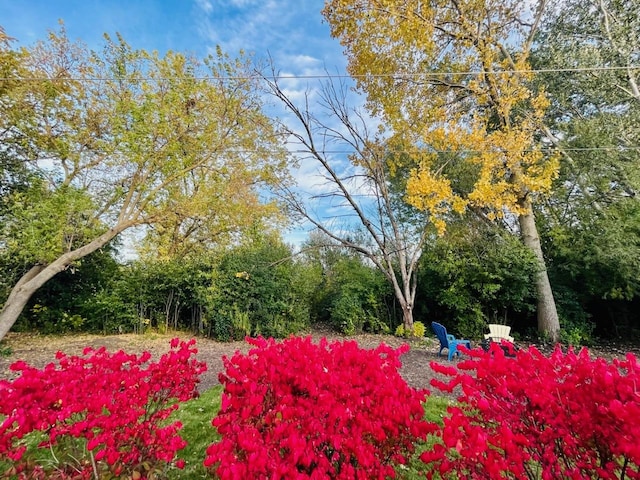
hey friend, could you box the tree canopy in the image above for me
[323,0,562,339]
[0,26,288,340]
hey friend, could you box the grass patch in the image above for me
[422,395,452,426]
[396,395,451,479]
[0,342,12,357]
[168,386,222,479]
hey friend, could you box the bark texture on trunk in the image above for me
[388,269,416,333]
[0,265,47,341]
[519,201,560,342]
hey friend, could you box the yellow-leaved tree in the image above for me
[323,0,561,340]
[0,27,288,341]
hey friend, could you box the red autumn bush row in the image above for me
[424,342,640,479]
[0,338,206,479]
[3,335,640,479]
[204,335,433,479]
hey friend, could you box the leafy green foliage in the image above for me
[14,244,120,334]
[396,321,426,338]
[7,233,323,339]
[168,386,222,479]
[208,236,315,340]
[301,240,393,335]
[0,25,289,340]
[419,222,538,338]
[532,0,640,338]
[0,343,11,358]
[326,258,391,335]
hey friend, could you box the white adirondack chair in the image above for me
[484,324,514,343]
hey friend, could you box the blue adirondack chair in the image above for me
[431,322,471,361]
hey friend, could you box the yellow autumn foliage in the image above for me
[323,0,560,233]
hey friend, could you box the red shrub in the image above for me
[0,338,206,479]
[422,343,640,479]
[205,336,433,479]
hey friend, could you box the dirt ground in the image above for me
[2,330,639,396]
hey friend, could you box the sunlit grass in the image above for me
[168,386,222,479]
[396,395,451,479]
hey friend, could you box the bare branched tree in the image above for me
[263,72,433,331]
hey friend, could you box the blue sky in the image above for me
[1,0,346,78]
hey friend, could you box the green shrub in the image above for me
[413,321,426,338]
[331,292,365,335]
[0,344,12,358]
[301,241,393,334]
[455,306,487,339]
[395,321,426,338]
[418,222,538,336]
[209,237,313,340]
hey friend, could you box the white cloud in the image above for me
[195,0,213,14]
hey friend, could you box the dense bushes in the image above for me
[16,236,320,341]
[425,344,640,479]
[205,336,432,478]
[14,244,121,334]
[301,236,395,334]
[319,257,392,335]
[12,216,640,341]
[418,223,538,338]
[0,339,206,479]
[208,238,316,340]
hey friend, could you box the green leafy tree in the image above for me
[302,232,393,334]
[533,0,640,336]
[0,26,288,340]
[208,236,315,340]
[16,243,120,334]
[419,220,538,339]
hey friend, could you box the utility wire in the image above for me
[292,146,640,154]
[2,64,640,82]
[8,146,640,163]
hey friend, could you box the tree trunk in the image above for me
[0,225,129,342]
[389,270,416,334]
[401,303,414,332]
[518,200,560,342]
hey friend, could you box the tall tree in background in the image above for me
[265,76,432,332]
[323,0,562,340]
[533,0,640,322]
[0,27,288,341]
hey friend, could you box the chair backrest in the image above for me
[485,324,514,342]
[431,322,449,347]
[488,324,511,338]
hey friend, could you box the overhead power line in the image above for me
[2,65,640,82]
[9,146,640,164]
[292,146,640,155]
